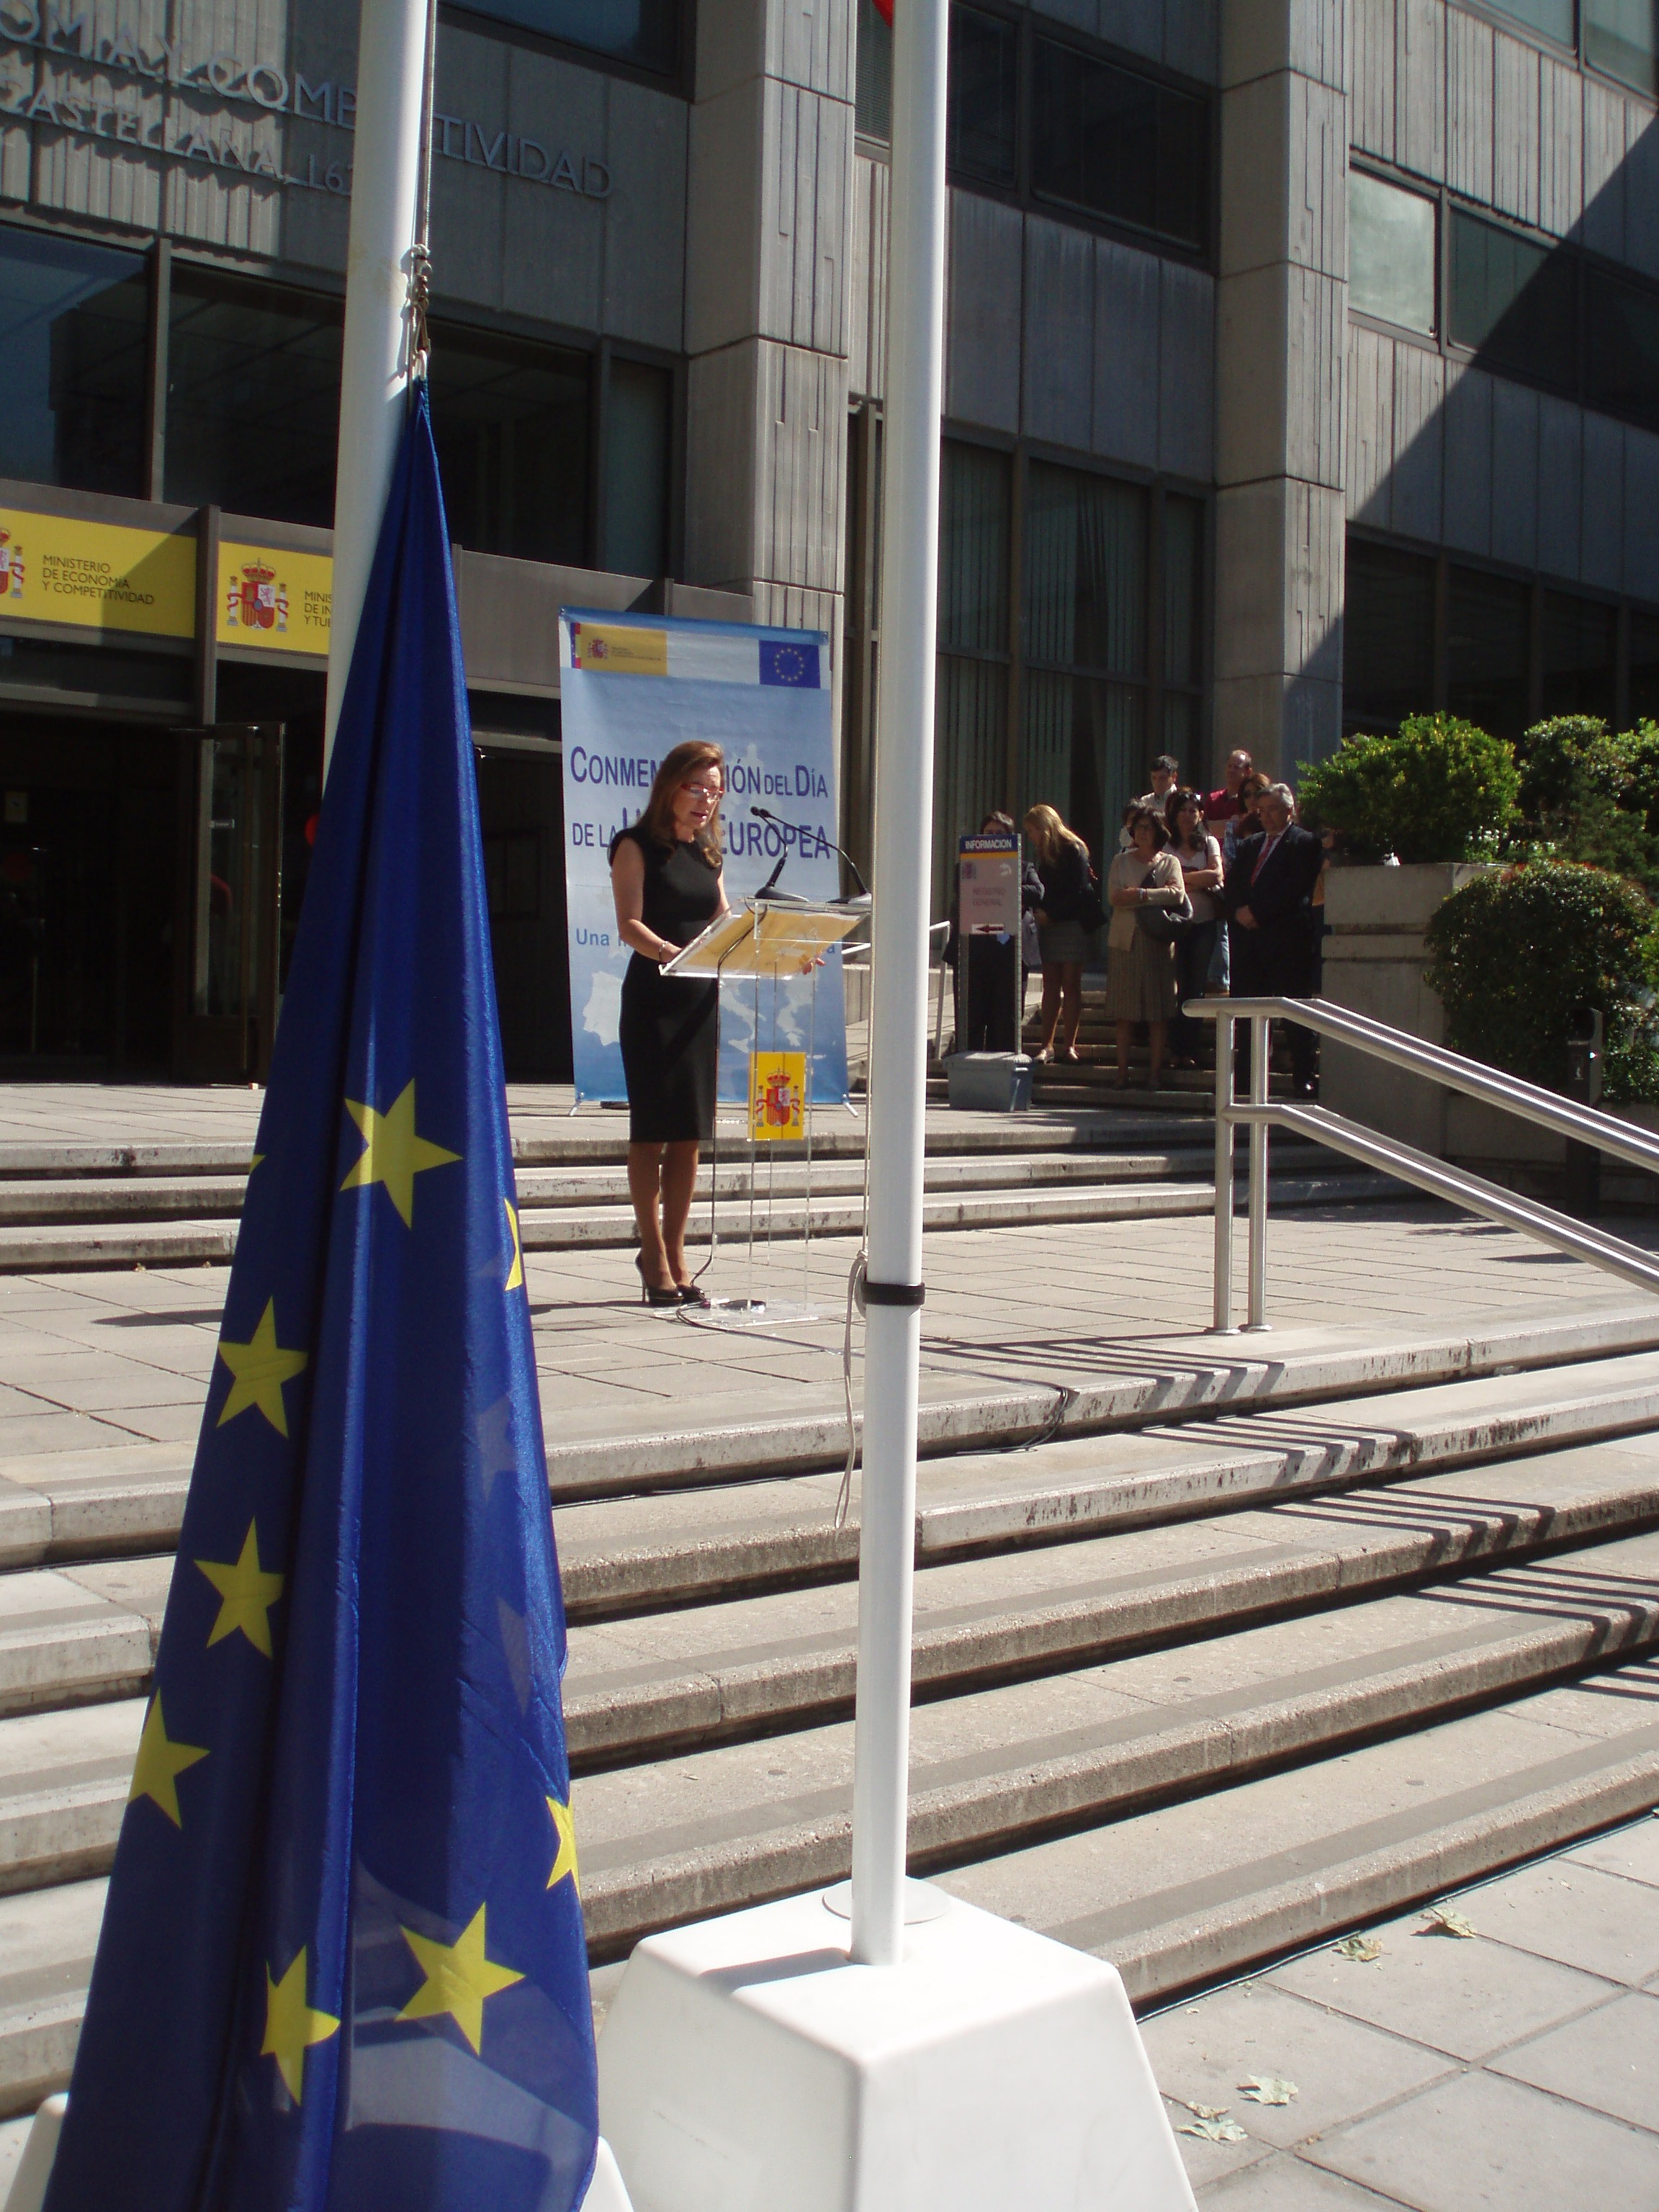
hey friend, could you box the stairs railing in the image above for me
[1192,996,1659,1332]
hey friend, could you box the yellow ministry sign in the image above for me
[748,1051,806,1142]
[568,621,667,675]
[217,541,333,657]
[0,508,195,637]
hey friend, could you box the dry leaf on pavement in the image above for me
[1334,1933,1383,1962]
[1419,1906,1478,1938]
[1178,2115,1249,2143]
[1238,2074,1298,2105]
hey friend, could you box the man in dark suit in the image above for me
[1221,781,1323,1095]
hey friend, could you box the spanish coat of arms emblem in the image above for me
[226,559,288,632]
[0,529,25,599]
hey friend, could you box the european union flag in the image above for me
[43,387,598,2212]
[758,637,819,688]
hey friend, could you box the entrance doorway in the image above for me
[475,743,569,1080]
[173,724,283,1083]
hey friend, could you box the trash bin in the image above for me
[945,1051,1033,1112]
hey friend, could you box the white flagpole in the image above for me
[849,0,949,1971]
[323,0,432,772]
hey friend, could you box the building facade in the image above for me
[0,0,1655,1079]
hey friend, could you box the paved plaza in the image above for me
[1,1085,1658,2210]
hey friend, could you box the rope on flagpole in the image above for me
[408,0,439,386]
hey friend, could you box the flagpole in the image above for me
[849,0,948,1971]
[323,0,433,772]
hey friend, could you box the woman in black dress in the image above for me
[609,739,729,1305]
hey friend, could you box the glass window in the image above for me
[1447,565,1531,742]
[1542,590,1617,723]
[935,442,1010,909]
[428,322,591,565]
[1586,265,1659,429]
[1488,0,1575,40]
[445,0,679,73]
[1631,609,1659,725]
[1030,37,1208,253]
[0,226,147,498]
[1349,173,1437,337]
[1343,539,1436,736]
[1448,208,1576,390]
[856,0,893,140]
[165,269,342,526]
[603,357,670,577]
[1023,461,1148,860]
[949,6,1017,189]
[1584,0,1658,92]
[1163,496,1203,690]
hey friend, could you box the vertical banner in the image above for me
[559,608,850,1106]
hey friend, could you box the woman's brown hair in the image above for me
[639,739,725,865]
[1022,802,1089,868]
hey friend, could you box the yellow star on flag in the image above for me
[340,1080,459,1227]
[396,1903,523,2055]
[217,1299,307,1438]
[547,1792,579,1894]
[196,1521,284,1657]
[261,1947,339,2103]
[128,1694,208,1826]
[504,1197,523,1291]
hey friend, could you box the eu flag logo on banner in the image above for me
[43,386,598,2212]
[758,637,819,688]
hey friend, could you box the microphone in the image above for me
[750,805,871,901]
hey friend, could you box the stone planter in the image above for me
[1318,863,1496,1156]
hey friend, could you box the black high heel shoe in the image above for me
[675,1280,711,1308]
[635,1253,682,1308]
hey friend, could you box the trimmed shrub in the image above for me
[1424,859,1659,1093]
[1513,716,1659,898]
[1298,714,1519,863]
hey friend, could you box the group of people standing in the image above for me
[1017,747,1325,1092]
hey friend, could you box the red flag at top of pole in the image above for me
[872,0,893,19]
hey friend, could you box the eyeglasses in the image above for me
[680,780,723,801]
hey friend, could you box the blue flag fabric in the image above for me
[44,387,598,2212]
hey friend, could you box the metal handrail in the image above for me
[1190,996,1659,1332]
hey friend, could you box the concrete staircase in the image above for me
[0,1109,1388,1271]
[5,1297,1659,2120]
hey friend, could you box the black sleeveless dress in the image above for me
[611,824,724,1143]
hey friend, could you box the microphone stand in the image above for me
[750,806,871,900]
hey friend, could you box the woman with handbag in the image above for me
[1105,804,1190,1089]
[1164,788,1223,1066]
[1022,803,1099,1064]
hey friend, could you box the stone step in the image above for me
[940,1651,1659,2008]
[7,1309,1659,1577]
[0,1168,1397,1270]
[0,1145,1237,1228]
[565,1526,1659,1957]
[5,1527,1657,1951]
[0,1876,103,2119]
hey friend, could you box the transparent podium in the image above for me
[663,893,867,1328]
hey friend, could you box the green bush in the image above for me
[1513,716,1659,897]
[1424,859,1659,1092]
[1298,714,1519,863]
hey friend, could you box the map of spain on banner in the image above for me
[559,608,850,1107]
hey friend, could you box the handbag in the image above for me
[1076,867,1107,935]
[1134,863,1194,944]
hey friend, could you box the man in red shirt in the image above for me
[1204,748,1255,830]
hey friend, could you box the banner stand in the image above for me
[665,894,867,1329]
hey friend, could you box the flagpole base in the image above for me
[579,2136,635,2212]
[595,1888,1195,2212]
[4,2094,64,2212]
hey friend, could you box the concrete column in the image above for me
[1214,0,1350,780]
[682,0,854,676]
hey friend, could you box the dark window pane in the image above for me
[1023,670,1141,866]
[1030,37,1208,252]
[1585,0,1657,92]
[934,655,1009,912]
[939,441,1010,655]
[0,225,146,497]
[1448,209,1575,389]
[1542,591,1617,723]
[446,0,678,73]
[1349,171,1437,335]
[948,5,1017,188]
[1025,462,1146,678]
[1490,0,1575,39]
[165,271,342,526]
[856,0,893,140]
[428,322,590,564]
[1586,266,1659,428]
[1343,539,1435,734]
[1163,495,1203,688]
[1632,610,1659,724]
[603,357,670,575]
[1447,565,1531,742]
